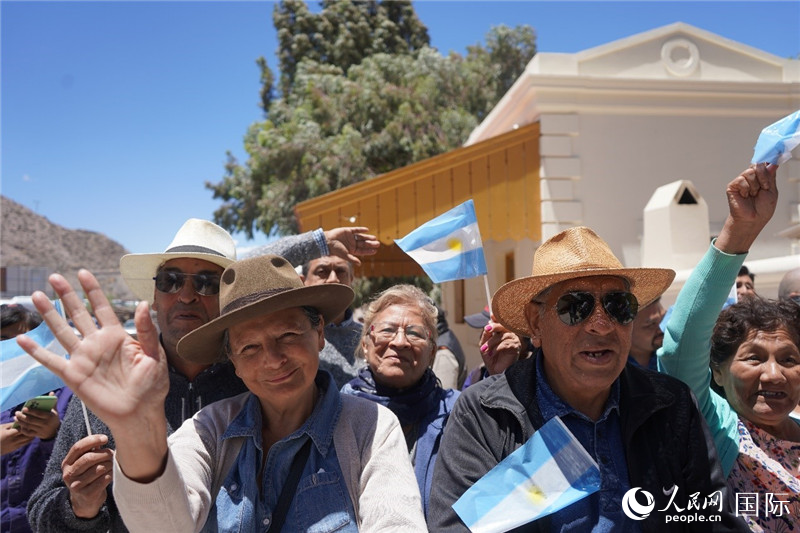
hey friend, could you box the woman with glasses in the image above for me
[659,162,800,531]
[341,285,459,518]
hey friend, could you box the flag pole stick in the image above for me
[483,274,493,315]
[81,401,93,436]
[56,299,93,436]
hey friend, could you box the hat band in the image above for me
[165,245,226,257]
[222,287,292,315]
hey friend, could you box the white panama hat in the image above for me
[119,219,237,302]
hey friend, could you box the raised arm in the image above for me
[17,270,170,483]
[244,226,379,266]
[658,162,778,475]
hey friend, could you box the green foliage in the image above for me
[272,0,429,102]
[467,24,537,104]
[207,1,536,239]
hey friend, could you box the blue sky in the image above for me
[3,1,799,255]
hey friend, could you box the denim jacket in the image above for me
[210,373,358,533]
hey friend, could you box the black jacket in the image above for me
[428,355,749,532]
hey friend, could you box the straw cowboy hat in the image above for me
[177,254,354,364]
[120,219,237,302]
[492,227,675,337]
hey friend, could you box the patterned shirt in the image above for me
[727,417,800,532]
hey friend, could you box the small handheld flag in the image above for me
[452,417,601,533]
[752,109,800,165]
[395,200,488,283]
[0,302,68,412]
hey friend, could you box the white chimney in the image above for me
[642,180,709,270]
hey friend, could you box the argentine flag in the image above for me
[395,200,488,283]
[0,301,67,412]
[752,109,800,165]
[453,417,601,533]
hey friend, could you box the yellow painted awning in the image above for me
[295,121,541,277]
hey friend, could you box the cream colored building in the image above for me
[297,22,800,369]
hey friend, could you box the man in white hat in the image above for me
[27,218,379,532]
[429,227,747,531]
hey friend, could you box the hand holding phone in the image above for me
[12,395,57,429]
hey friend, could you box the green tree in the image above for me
[207,0,536,238]
[269,0,429,109]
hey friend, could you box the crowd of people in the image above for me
[1,160,799,532]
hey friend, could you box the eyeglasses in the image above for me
[370,323,431,345]
[545,291,639,326]
[153,271,221,296]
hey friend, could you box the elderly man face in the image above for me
[304,256,354,287]
[302,256,354,324]
[152,257,224,353]
[526,275,633,416]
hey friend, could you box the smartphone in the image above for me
[11,395,57,429]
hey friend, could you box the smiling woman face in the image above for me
[362,304,436,390]
[712,327,800,433]
[227,307,324,409]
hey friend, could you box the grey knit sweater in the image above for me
[319,310,364,389]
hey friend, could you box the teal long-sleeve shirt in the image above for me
[657,241,743,476]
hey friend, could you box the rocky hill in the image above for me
[1,195,135,301]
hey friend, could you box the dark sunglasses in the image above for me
[550,291,639,326]
[153,271,221,296]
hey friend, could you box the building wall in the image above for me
[444,23,800,367]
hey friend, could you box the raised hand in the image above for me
[62,434,114,519]
[324,226,380,266]
[17,270,167,429]
[17,270,170,482]
[479,317,526,376]
[717,162,779,254]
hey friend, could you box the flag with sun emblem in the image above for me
[395,199,488,283]
[452,417,601,533]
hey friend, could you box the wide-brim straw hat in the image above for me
[492,227,675,337]
[177,254,354,364]
[120,219,237,302]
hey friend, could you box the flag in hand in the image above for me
[752,109,800,165]
[0,301,68,412]
[452,417,601,533]
[395,199,488,283]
